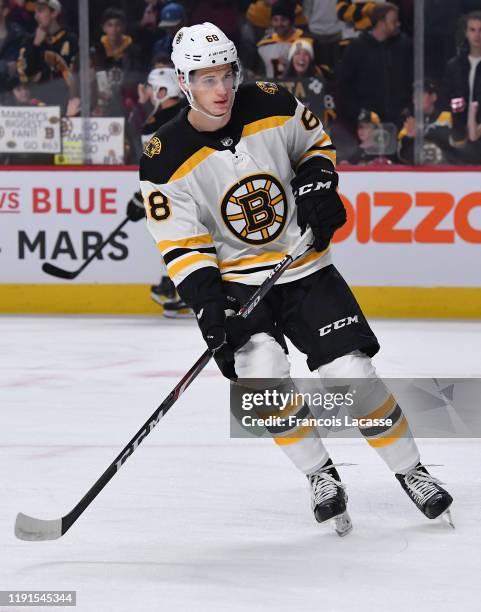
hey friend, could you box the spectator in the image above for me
[0,0,25,94]
[0,73,50,165]
[398,79,454,164]
[337,1,413,38]
[1,75,44,105]
[151,2,186,61]
[337,109,390,164]
[285,37,321,78]
[130,1,165,66]
[336,2,413,64]
[16,0,78,109]
[246,0,306,30]
[355,109,383,163]
[303,0,342,71]
[257,0,310,78]
[241,0,306,71]
[283,38,336,127]
[129,0,171,22]
[444,11,481,147]
[337,2,412,127]
[93,8,143,117]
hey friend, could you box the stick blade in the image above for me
[15,512,62,541]
[42,262,77,280]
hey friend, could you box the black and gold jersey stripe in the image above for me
[139,83,297,186]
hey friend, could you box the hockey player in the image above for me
[137,66,184,147]
[127,66,191,317]
[139,23,453,531]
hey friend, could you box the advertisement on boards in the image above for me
[0,169,479,287]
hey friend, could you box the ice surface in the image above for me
[1,315,480,612]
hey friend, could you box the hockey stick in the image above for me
[15,232,313,541]
[41,216,130,280]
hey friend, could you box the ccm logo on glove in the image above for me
[293,180,333,197]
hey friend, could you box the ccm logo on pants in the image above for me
[319,315,359,336]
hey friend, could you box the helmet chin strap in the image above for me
[180,78,236,121]
[190,95,235,121]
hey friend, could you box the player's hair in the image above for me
[370,2,399,28]
[465,10,481,28]
[101,8,126,26]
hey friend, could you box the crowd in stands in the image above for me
[1,0,481,164]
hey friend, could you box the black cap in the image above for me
[358,108,380,125]
[271,0,296,22]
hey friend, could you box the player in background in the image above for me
[127,66,191,317]
[140,23,453,532]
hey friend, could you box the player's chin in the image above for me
[212,101,230,115]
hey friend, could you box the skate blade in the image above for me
[333,511,353,537]
[440,507,455,529]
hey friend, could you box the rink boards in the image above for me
[1,165,480,318]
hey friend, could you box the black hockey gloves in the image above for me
[291,164,346,252]
[126,191,146,222]
[195,300,250,381]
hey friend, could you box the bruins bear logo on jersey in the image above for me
[256,81,279,95]
[143,136,162,158]
[221,174,287,245]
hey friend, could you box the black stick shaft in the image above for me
[57,239,310,535]
[75,216,130,275]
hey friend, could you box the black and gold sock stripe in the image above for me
[358,394,410,448]
[255,398,318,447]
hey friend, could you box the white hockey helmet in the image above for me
[147,67,182,104]
[171,22,241,111]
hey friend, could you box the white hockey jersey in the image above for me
[139,82,337,294]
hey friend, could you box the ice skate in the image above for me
[162,298,194,319]
[396,463,454,526]
[307,459,352,537]
[151,277,193,318]
[150,276,176,306]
